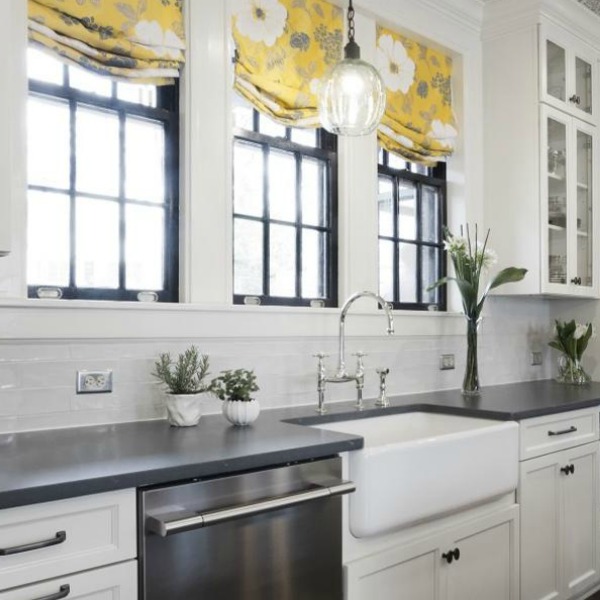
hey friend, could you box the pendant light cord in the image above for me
[344,0,360,59]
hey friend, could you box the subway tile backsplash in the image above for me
[0,298,554,433]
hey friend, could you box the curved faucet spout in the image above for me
[336,291,394,378]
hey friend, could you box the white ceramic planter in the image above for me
[165,393,206,427]
[222,399,260,426]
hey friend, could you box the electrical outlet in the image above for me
[440,354,455,371]
[531,351,543,366]
[77,370,113,394]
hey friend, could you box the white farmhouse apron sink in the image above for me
[314,412,519,538]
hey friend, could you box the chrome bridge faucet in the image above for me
[314,291,394,414]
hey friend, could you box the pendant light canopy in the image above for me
[318,0,386,136]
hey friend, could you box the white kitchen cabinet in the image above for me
[0,561,137,600]
[0,489,136,591]
[346,505,519,600]
[520,441,600,600]
[483,1,600,298]
[540,23,597,125]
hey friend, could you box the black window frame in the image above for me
[378,150,447,311]
[27,55,180,302]
[233,109,338,308]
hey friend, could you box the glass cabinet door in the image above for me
[546,40,567,103]
[575,56,593,116]
[576,128,593,288]
[546,115,568,287]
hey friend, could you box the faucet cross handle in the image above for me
[352,351,367,376]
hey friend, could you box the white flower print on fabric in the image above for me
[134,20,184,59]
[234,0,287,47]
[428,119,458,149]
[375,34,415,93]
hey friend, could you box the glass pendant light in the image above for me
[318,0,386,136]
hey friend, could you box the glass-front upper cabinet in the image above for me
[543,105,598,296]
[541,24,596,124]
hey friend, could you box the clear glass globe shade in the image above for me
[318,58,386,136]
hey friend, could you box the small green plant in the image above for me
[152,346,212,395]
[212,369,259,402]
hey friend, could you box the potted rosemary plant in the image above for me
[211,369,260,426]
[152,346,213,427]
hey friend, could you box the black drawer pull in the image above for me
[0,530,66,556]
[560,464,575,475]
[548,426,577,437]
[32,584,71,600]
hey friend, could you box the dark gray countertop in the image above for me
[2,378,600,510]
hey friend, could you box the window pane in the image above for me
[388,152,406,170]
[232,94,254,131]
[233,141,263,217]
[234,218,263,295]
[27,47,63,85]
[422,185,440,243]
[75,198,119,288]
[125,117,165,203]
[398,181,417,240]
[377,147,385,166]
[399,243,418,303]
[69,64,112,97]
[269,150,296,222]
[291,128,317,148]
[379,239,394,302]
[28,96,70,189]
[302,229,325,298]
[27,191,70,286]
[421,246,440,305]
[259,113,286,138]
[76,107,119,197]
[117,82,157,107]
[270,224,296,297]
[302,158,325,226]
[378,177,394,237]
[126,205,165,290]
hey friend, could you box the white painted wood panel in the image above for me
[0,560,137,600]
[0,490,136,591]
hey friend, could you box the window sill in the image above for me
[0,298,467,340]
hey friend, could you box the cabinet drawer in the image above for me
[520,408,599,460]
[0,490,136,591]
[0,560,137,599]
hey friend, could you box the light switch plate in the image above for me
[531,352,543,366]
[440,354,455,370]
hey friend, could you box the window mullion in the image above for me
[393,176,400,304]
[295,153,302,299]
[262,145,270,297]
[118,110,126,292]
[69,98,77,290]
[416,182,423,305]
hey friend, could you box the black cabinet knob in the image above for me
[569,94,582,105]
[560,464,575,475]
[442,548,460,564]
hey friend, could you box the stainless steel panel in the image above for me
[140,457,346,600]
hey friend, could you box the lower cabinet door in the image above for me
[0,561,137,600]
[345,536,441,600]
[562,442,600,598]
[520,452,562,600]
[444,506,519,600]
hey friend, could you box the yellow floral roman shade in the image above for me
[375,26,458,165]
[232,0,343,127]
[28,0,185,84]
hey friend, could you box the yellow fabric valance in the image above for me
[28,0,185,84]
[232,0,343,127]
[375,26,458,165]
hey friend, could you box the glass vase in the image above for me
[463,317,481,396]
[556,355,590,385]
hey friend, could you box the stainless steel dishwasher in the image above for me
[139,457,354,600]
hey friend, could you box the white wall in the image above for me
[0,0,555,432]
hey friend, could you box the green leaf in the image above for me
[488,267,527,291]
[425,276,456,292]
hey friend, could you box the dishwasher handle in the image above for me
[146,480,355,537]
